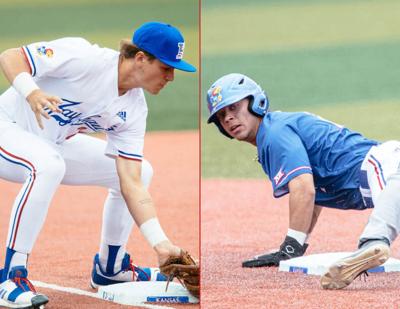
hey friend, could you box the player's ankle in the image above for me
[4,248,28,279]
[358,237,390,249]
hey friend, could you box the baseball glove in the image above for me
[160,250,199,298]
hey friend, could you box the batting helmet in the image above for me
[207,73,269,138]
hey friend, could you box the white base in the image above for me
[279,252,400,275]
[98,282,199,305]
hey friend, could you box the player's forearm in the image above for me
[0,48,31,84]
[116,159,181,263]
[119,179,157,226]
[288,188,315,234]
[0,48,45,105]
[120,180,173,251]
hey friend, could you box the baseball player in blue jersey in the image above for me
[207,73,400,290]
[0,22,196,308]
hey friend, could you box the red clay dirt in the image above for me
[0,131,199,309]
[202,179,400,309]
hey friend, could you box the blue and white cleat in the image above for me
[0,266,48,308]
[90,253,167,289]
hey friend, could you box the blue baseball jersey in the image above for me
[256,111,378,210]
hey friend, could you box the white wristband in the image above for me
[12,72,39,99]
[140,218,168,247]
[287,228,308,246]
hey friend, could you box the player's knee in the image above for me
[36,153,66,181]
[141,159,153,189]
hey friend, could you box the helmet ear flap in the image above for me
[247,96,257,116]
[247,94,268,117]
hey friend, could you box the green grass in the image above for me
[203,0,400,56]
[0,0,198,131]
[202,40,400,113]
[202,122,265,179]
[203,0,372,8]
[202,0,400,178]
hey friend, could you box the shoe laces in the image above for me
[355,270,369,282]
[165,271,184,293]
[13,277,36,293]
[126,258,150,281]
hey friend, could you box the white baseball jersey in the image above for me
[0,37,147,161]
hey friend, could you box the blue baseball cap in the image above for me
[132,21,196,72]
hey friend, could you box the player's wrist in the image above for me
[139,217,169,248]
[12,72,39,99]
[154,240,181,266]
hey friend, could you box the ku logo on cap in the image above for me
[176,42,185,59]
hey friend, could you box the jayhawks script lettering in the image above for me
[46,99,118,131]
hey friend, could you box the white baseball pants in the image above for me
[359,141,400,245]
[0,120,152,257]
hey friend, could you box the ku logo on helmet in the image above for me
[209,86,223,108]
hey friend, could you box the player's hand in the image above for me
[159,249,199,298]
[26,89,62,129]
[154,240,182,266]
[242,236,308,267]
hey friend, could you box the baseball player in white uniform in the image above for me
[0,21,196,308]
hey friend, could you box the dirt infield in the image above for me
[202,179,400,309]
[0,131,199,309]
